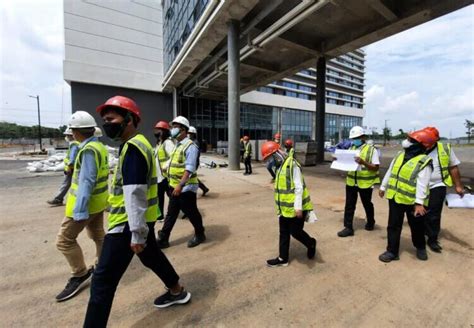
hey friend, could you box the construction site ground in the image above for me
[0,150,473,327]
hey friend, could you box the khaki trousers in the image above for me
[56,212,105,277]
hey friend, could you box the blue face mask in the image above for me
[352,139,363,147]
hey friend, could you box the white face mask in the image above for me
[402,139,413,149]
[170,127,180,138]
[64,136,69,142]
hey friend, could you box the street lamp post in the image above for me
[383,119,390,146]
[28,95,42,151]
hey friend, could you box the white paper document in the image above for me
[445,194,474,209]
[330,149,360,172]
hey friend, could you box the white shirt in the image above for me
[380,156,433,205]
[155,138,175,183]
[293,163,304,210]
[427,145,460,189]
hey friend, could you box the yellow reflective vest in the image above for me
[436,142,453,187]
[167,139,198,188]
[155,139,172,178]
[346,144,380,189]
[274,152,313,218]
[64,141,79,172]
[386,152,432,205]
[108,134,159,230]
[65,140,109,218]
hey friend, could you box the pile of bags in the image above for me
[26,152,66,173]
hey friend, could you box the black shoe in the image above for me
[266,257,288,267]
[243,172,249,176]
[428,241,442,253]
[156,230,170,249]
[187,233,206,248]
[416,248,428,261]
[55,268,93,302]
[365,223,375,231]
[47,198,63,206]
[154,288,191,308]
[307,238,317,259]
[202,188,209,196]
[378,251,399,263]
[337,227,354,237]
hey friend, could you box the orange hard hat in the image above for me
[261,141,280,160]
[154,120,170,130]
[408,128,438,149]
[284,139,293,148]
[96,95,141,123]
[423,126,440,141]
[243,136,249,141]
[274,133,281,140]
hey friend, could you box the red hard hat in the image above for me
[155,120,170,130]
[261,141,280,160]
[274,133,281,140]
[423,126,440,141]
[284,139,293,147]
[408,128,438,149]
[96,95,141,123]
[243,136,249,141]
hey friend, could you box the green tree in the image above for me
[383,127,391,146]
[465,119,473,143]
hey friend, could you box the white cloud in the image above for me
[379,91,419,114]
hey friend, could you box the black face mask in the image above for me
[404,142,424,162]
[103,121,126,140]
[154,132,162,141]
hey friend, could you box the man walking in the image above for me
[243,135,252,175]
[188,126,210,196]
[47,128,79,206]
[55,111,108,302]
[157,116,206,248]
[84,96,190,327]
[337,126,380,237]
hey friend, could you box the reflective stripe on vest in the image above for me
[107,134,160,230]
[65,140,109,218]
[155,139,172,178]
[167,139,198,188]
[346,144,380,188]
[63,141,79,170]
[274,152,313,218]
[386,152,432,205]
[437,142,453,187]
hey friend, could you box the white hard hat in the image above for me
[171,115,190,129]
[63,128,73,135]
[94,127,103,137]
[188,126,197,134]
[69,111,97,128]
[349,126,365,139]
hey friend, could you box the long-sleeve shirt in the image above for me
[380,157,433,205]
[69,143,79,165]
[73,137,98,220]
[176,137,199,193]
[155,138,175,183]
[293,162,303,210]
[427,145,461,189]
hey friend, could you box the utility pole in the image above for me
[28,95,42,151]
[383,119,390,146]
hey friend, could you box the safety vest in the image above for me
[436,142,453,187]
[155,139,172,178]
[274,152,313,218]
[65,140,109,218]
[63,141,79,172]
[108,134,159,230]
[167,139,199,188]
[346,144,380,188]
[386,152,432,205]
[244,142,252,157]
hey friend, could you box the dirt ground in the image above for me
[0,156,473,327]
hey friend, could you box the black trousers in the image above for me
[84,222,179,328]
[386,199,426,256]
[343,185,375,229]
[425,186,447,243]
[157,178,170,220]
[161,189,205,240]
[244,156,252,174]
[198,179,208,192]
[279,215,313,261]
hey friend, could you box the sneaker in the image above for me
[156,230,170,249]
[243,172,249,176]
[427,241,442,253]
[202,188,209,196]
[47,198,63,206]
[416,248,428,261]
[55,268,93,302]
[337,227,354,238]
[187,233,206,248]
[154,288,191,308]
[365,223,375,231]
[307,238,317,259]
[378,251,399,263]
[266,257,289,267]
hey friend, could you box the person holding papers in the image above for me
[337,126,380,237]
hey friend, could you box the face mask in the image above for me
[103,121,126,140]
[170,127,180,138]
[402,139,413,149]
[352,139,363,147]
[64,136,70,142]
[154,132,162,141]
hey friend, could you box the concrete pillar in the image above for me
[315,56,326,163]
[172,87,178,117]
[227,20,240,170]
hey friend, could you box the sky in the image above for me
[0,1,473,137]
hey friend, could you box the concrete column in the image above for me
[315,56,326,163]
[227,20,240,170]
[172,87,178,117]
